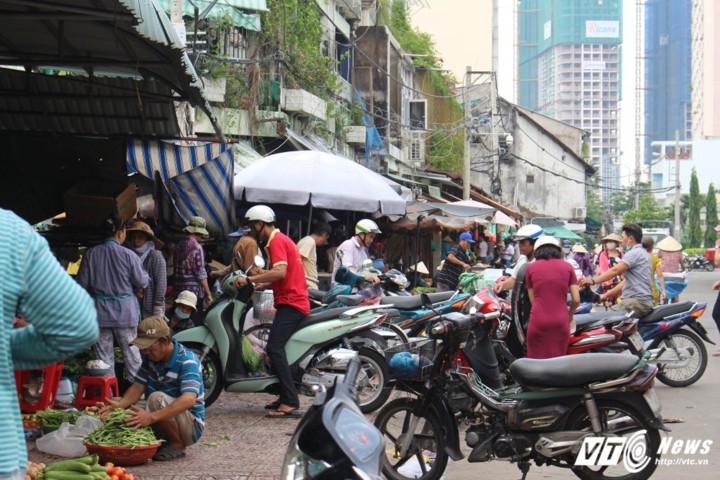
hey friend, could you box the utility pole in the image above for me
[674,129,681,240]
[463,66,472,200]
[634,136,641,209]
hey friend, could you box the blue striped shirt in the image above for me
[135,340,205,441]
[0,208,99,476]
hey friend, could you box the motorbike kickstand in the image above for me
[517,461,530,480]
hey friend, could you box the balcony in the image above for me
[337,0,361,21]
[344,125,366,145]
[282,89,327,121]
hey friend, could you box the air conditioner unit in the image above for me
[572,207,587,218]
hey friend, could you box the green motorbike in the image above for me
[173,267,394,412]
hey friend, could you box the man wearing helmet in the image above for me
[493,224,544,294]
[234,205,309,418]
[331,219,382,286]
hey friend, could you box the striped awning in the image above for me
[156,0,264,30]
[127,140,235,234]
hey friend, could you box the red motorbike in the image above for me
[460,285,640,385]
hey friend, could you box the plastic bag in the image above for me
[36,415,102,457]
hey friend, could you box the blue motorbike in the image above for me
[627,301,713,387]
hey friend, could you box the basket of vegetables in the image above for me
[83,409,162,466]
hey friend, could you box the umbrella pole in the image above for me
[411,216,422,290]
[307,204,313,236]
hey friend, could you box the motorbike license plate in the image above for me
[644,388,662,417]
[628,332,645,351]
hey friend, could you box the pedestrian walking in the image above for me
[126,220,167,318]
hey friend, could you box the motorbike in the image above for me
[685,253,715,272]
[624,300,712,387]
[173,258,394,413]
[281,354,383,480]
[374,295,667,480]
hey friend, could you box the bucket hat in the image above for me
[126,220,164,249]
[183,216,209,236]
[600,233,622,244]
[657,235,682,252]
[174,290,198,311]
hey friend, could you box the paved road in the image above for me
[27,272,720,479]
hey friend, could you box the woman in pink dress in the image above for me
[525,236,580,359]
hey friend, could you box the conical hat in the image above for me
[572,243,588,253]
[600,233,621,243]
[657,236,682,252]
[409,261,430,275]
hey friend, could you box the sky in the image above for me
[410,0,638,186]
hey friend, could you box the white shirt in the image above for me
[331,236,369,286]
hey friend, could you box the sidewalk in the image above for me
[28,392,311,480]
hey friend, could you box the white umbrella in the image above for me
[233,151,406,215]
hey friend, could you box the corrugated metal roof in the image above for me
[0,0,222,138]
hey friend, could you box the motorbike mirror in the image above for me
[254,255,265,270]
[420,293,432,309]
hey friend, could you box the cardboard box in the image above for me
[64,182,137,227]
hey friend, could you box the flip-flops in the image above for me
[266,407,301,419]
[152,444,186,461]
[264,399,282,410]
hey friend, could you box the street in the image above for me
[27,271,720,480]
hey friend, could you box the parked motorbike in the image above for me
[374,295,666,480]
[625,301,712,387]
[685,253,715,272]
[173,258,394,413]
[281,354,383,480]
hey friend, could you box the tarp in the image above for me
[127,140,235,234]
[385,215,475,232]
[543,225,583,240]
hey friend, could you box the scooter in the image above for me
[173,258,394,413]
[686,253,715,272]
[374,295,667,480]
[281,354,383,480]
[625,301,713,387]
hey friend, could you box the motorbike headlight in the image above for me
[281,439,331,480]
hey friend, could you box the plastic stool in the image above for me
[75,375,120,409]
[14,361,64,413]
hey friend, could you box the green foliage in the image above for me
[609,190,635,216]
[704,183,718,248]
[261,0,337,99]
[687,168,703,248]
[623,194,669,224]
[427,130,463,173]
[585,177,604,223]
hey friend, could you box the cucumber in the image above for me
[44,461,92,473]
[43,473,95,480]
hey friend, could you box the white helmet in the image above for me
[355,219,381,234]
[534,235,561,250]
[514,224,544,241]
[244,205,275,224]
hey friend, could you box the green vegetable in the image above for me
[43,472,94,480]
[44,461,91,473]
[35,409,84,432]
[83,408,159,447]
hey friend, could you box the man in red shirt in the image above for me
[234,205,308,418]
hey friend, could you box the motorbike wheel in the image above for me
[652,328,708,387]
[357,347,392,414]
[374,398,448,480]
[186,343,224,407]
[686,263,693,272]
[567,400,661,480]
[705,261,715,272]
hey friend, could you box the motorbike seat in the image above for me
[510,353,639,388]
[379,291,457,309]
[574,311,628,332]
[337,295,364,306]
[638,301,695,323]
[295,307,357,330]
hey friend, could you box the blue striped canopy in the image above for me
[127,140,235,234]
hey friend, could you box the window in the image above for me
[527,175,535,183]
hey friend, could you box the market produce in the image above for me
[35,409,83,432]
[30,454,136,480]
[83,409,159,447]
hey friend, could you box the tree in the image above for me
[623,194,668,224]
[687,168,702,247]
[609,190,634,217]
[704,183,718,248]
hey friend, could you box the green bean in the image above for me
[84,408,159,447]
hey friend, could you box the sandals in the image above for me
[266,405,301,419]
[264,399,282,410]
[152,444,186,461]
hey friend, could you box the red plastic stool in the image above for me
[75,375,120,409]
[14,361,64,413]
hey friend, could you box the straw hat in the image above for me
[572,243,588,254]
[657,235,682,252]
[183,216,209,236]
[409,261,430,275]
[600,233,622,244]
[436,260,445,271]
[126,220,164,249]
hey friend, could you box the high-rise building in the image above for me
[517,0,622,201]
[691,0,720,139]
[643,0,692,168]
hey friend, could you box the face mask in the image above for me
[606,242,617,250]
[175,308,191,320]
[563,247,571,254]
